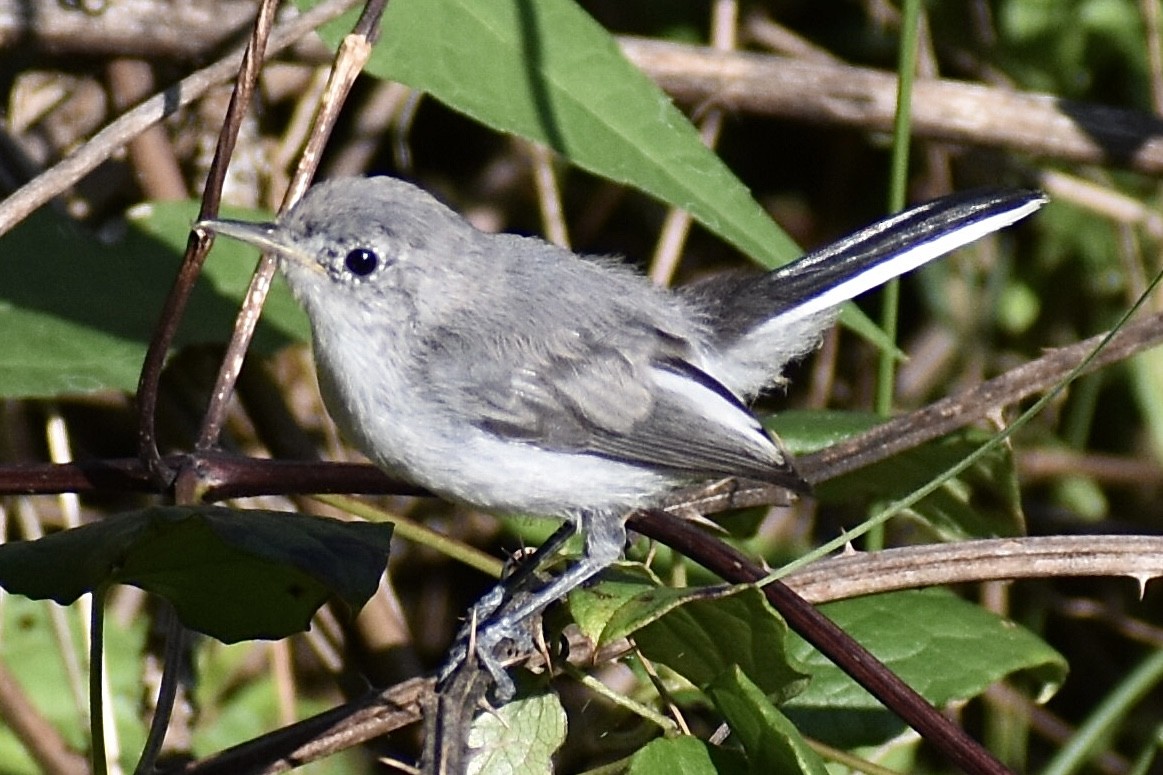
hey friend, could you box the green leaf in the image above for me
[784,588,1067,748]
[768,410,1026,539]
[568,563,662,643]
[705,667,829,775]
[299,0,799,269]
[0,506,392,642]
[837,305,907,360]
[768,410,889,457]
[466,691,567,775]
[573,581,808,700]
[628,735,747,775]
[0,202,308,398]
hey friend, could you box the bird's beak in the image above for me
[195,218,314,268]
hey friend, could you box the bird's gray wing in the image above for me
[419,323,805,491]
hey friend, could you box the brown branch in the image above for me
[1018,448,1163,485]
[0,456,421,500]
[664,309,1163,518]
[0,458,158,496]
[634,509,1015,775]
[4,311,1163,504]
[185,0,289,459]
[619,37,1163,176]
[180,678,430,774]
[105,58,187,200]
[0,0,257,59]
[13,9,1163,180]
[0,660,88,775]
[783,535,1163,604]
[797,310,1163,485]
[0,0,361,238]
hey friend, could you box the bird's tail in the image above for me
[688,188,1047,397]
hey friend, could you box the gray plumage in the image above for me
[207,177,806,516]
[198,176,1045,698]
[201,177,1042,513]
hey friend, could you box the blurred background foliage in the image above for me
[2,0,1163,772]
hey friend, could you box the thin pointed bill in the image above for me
[195,218,315,268]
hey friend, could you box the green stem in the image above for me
[89,586,107,775]
[311,494,504,578]
[133,603,187,775]
[1039,648,1163,775]
[870,0,922,551]
[877,0,922,415]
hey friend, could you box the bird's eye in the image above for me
[344,248,379,276]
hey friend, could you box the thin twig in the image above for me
[647,0,734,286]
[132,604,189,775]
[795,312,1163,486]
[783,535,1163,604]
[138,0,283,488]
[180,678,432,774]
[0,0,261,59]
[105,58,187,200]
[132,2,283,771]
[18,14,1163,178]
[619,37,1163,176]
[0,660,88,774]
[194,0,386,452]
[0,0,359,238]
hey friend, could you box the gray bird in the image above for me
[198,178,1045,697]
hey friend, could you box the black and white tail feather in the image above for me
[692,188,1047,399]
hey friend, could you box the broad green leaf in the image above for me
[572,581,808,700]
[784,588,1066,748]
[705,667,829,775]
[0,202,307,398]
[768,410,1026,539]
[299,0,800,268]
[0,506,392,642]
[467,691,567,775]
[628,736,747,775]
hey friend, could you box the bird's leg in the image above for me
[437,519,577,696]
[439,511,627,701]
[471,520,579,622]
